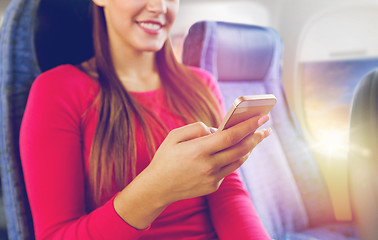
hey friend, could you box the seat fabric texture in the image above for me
[0,0,92,239]
[0,0,40,239]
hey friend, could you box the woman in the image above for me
[20,0,271,239]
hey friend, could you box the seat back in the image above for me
[0,0,93,239]
[34,0,93,72]
[348,69,378,240]
[182,21,334,239]
[0,0,40,239]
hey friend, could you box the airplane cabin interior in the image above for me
[0,0,377,239]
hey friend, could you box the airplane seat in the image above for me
[348,69,378,240]
[0,0,39,239]
[182,21,357,240]
[0,0,92,239]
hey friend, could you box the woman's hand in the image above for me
[114,115,270,229]
[147,115,271,203]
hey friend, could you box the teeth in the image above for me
[139,22,161,31]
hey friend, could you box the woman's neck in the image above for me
[110,42,162,93]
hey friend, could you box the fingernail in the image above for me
[265,128,272,137]
[209,127,217,134]
[258,115,269,127]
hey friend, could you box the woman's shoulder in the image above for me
[185,65,225,111]
[31,64,99,101]
[30,64,100,110]
[34,64,98,91]
[186,65,217,86]
[185,65,219,91]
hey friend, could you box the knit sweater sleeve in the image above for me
[207,171,271,240]
[189,67,271,240]
[20,65,147,240]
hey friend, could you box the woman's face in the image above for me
[94,0,179,53]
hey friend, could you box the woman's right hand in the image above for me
[114,115,270,229]
[147,115,270,203]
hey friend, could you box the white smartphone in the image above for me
[218,94,277,131]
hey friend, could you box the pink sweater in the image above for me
[20,65,270,239]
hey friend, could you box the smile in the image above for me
[136,21,165,33]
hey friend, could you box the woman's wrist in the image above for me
[113,168,171,229]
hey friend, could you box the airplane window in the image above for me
[300,58,378,159]
[297,5,378,160]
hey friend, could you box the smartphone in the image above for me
[218,94,277,131]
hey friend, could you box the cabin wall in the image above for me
[277,0,378,113]
[277,0,378,220]
[173,0,270,34]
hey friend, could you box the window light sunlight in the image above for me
[311,127,349,159]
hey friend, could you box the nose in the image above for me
[146,0,167,14]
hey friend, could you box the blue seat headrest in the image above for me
[183,21,282,83]
[215,22,275,82]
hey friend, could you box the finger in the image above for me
[209,127,217,134]
[216,145,255,179]
[212,130,266,168]
[217,159,244,179]
[202,115,269,154]
[264,128,272,138]
[167,122,212,144]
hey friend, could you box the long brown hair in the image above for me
[89,5,222,206]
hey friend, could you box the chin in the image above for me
[141,44,165,53]
[135,38,166,53]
